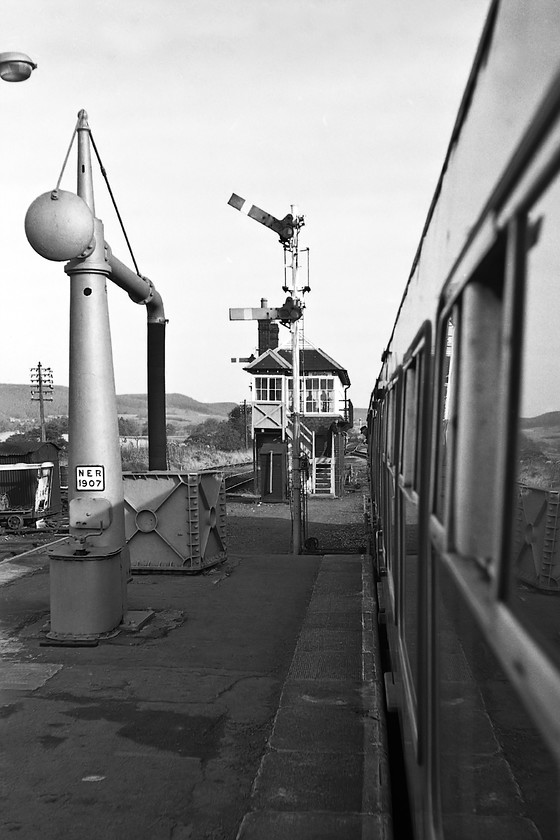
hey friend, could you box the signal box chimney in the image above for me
[258,298,279,354]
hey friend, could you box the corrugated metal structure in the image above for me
[0,441,62,515]
[0,462,54,529]
[123,470,226,572]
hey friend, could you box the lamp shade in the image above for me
[0,52,37,82]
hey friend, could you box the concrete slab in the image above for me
[295,627,362,652]
[119,609,154,631]
[303,609,363,631]
[289,649,363,680]
[270,704,363,753]
[1,662,62,690]
[279,679,365,710]
[251,751,364,812]
[237,811,392,840]
[305,592,362,614]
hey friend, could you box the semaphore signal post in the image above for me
[227,193,308,554]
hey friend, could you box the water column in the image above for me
[26,109,128,641]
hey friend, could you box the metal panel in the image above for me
[513,484,560,590]
[253,402,284,431]
[123,471,226,573]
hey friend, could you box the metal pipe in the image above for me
[105,244,166,323]
[104,243,168,470]
[147,321,167,470]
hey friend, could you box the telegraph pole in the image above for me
[30,362,53,442]
[243,399,248,450]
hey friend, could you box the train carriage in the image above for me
[368,2,560,838]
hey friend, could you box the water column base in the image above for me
[48,543,125,641]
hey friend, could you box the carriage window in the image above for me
[400,361,417,485]
[509,175,560,666]
[400,355,423,710]
[451,244,505,565]
[435,317,456,522]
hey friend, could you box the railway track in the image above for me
[346,444,368,459]
[222,465,254,494]
[199,461,254,494]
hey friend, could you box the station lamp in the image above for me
[0,52,37,83]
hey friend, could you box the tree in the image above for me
[187,418,223,447]
[118,416,141,436]
[186,413,248,452]
[227,404,252,448]
[4,417,68,450]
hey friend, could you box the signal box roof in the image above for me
[244,346,351,387]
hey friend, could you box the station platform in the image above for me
[0,498,392,839]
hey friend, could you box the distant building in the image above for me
[243,316,352,499]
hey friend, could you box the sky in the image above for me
[1,0,490,409]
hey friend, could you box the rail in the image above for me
[346,444,368,459]
[200,462,254,495]
[0,533,67,564]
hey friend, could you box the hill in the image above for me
[117,392,236,423]
[520,411,560,429]
[0,384,235,425]
[353,407,369,423]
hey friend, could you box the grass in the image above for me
[121,441,251,473]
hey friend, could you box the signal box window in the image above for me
[255,376,282,402]
[304,377,334,413]
[288,377,334,413]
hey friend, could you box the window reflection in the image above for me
[384,390,396,583]
[402,496,419,702]
[436,317,455,522]
[413,353,424,492]
[437,560,557,838]
[510,175,560,665]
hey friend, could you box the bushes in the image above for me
[187,406,251,452]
